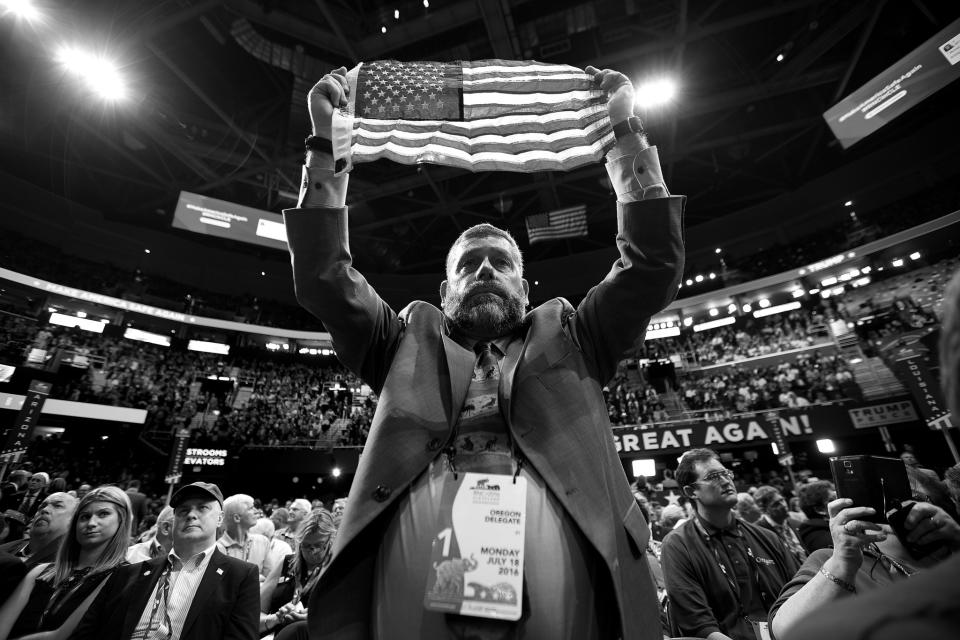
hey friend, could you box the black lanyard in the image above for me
[693,517,771,616]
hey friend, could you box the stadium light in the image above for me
[685,279,693,286]
[742,303,752,313]
[332,467,342,478]
[709,273,716,280]
[753,301,801,318]
[695,274,704,283]
[693,316,735,332]
[56,46,127,100]
[816,439,836,454]
[715,248,722,254]
[792,289,804,298]
[631,459,656,478]
[775,53,785,63]
[771,443,779,455]
[683,317,693,327]
[634,78,677,109]
[844,200,853,206]
[645,325,680,340]
[909,251,920,260]
[124,328,170,347]
[49,312,106,333]
[758,298,771,308]
[727,303,737,314]
[891,258,903,267]
[187,339,230,355]
[1,0,40,20]
[708,307,718,317]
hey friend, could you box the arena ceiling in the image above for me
[1,0,959,280]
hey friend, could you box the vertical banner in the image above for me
[891,352,953,430]
[1,380,52,460]
[164,428,191,484]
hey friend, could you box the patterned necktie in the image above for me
[474,342,500,382]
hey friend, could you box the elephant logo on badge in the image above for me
[431,555,478,596]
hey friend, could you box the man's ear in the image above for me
[521,278,530,303]
[682,485,697,500]
[439,280,448,307]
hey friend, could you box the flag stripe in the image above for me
[351,104,608,136]
[353,117,611,155]
[352,134,614,173]
[343,59,614,173]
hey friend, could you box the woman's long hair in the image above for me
[289,508,336,580]
[51,485,133,586]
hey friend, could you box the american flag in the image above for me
[331,59,615,173]
[525,205,588,244]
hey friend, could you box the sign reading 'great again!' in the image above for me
[611,402,906,457]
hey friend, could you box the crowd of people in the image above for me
[2,443,959,640]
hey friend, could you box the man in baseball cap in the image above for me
[170,481,224,508]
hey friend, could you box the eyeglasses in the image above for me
[697,469,735,484]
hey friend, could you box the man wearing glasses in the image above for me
[661,449,800,640]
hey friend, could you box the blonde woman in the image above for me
[0,486,132,640]
[259,509,335,638]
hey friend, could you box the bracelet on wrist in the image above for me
[819,566,856,593]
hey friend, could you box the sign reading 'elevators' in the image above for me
[823,17,960,148]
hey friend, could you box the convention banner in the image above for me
[164,428,191,484]
[1,380,52,460]
[890,351,953,430]
[848,400,918,429]
[612,400,917,458]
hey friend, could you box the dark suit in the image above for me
[284,189,684,639]
[0,535,64,570]
[124,489,149,533]
[797,517,831,553]
[69,547,259,640]
[0,550,27,604]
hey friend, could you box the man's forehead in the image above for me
[176,497,218,510]
[44,492,73,507]
[694,458,725,474]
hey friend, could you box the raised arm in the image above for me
[571,67,685,382]
[283,67,403,391]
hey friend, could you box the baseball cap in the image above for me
[170,482,224,508]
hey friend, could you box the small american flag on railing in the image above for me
[331,59,615,173]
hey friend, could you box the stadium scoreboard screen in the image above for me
[172,191,288,251]
[823,18,960,149]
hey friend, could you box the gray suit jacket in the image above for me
[284,193,685,640]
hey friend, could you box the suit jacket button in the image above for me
[426,438,442,452]
[372,485,391,502]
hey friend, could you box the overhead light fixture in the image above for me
[792,289,804,298]
[715,248,722,254]
[909,252,920,260]
[635,78,677,108]
[686,279,693,286]
[695,274,704,282]
[892,258,903,267]
[332,467,342,478]
[394,8,399,19]
[709,273,716,279]
[683,317,693,327]
[144,249,150,254]
[742,303,752,313]
[709,307,718,317]
[381,25,387,33]
[1,0,40,21]
[727,303,737,313]
[861,266,872,274]
[776,53,785,62]
[844,200,853,207]
[821,276,838,287]
[56,46,127,100]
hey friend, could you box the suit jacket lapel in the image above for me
[180,548,225,639]
[122,557,167,638]
[499,330,529,423]
[441,333,474,427]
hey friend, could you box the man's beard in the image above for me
[445,285,526,337]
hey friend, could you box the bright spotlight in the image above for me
[332,467,342,478]
[775,53,785,63]
[56,47,127,100]
[708,308,718,317]
[816,439,836,454]
[634,78,676,108]
[2,0,40,20]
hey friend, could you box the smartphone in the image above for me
[828,455,913,523]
